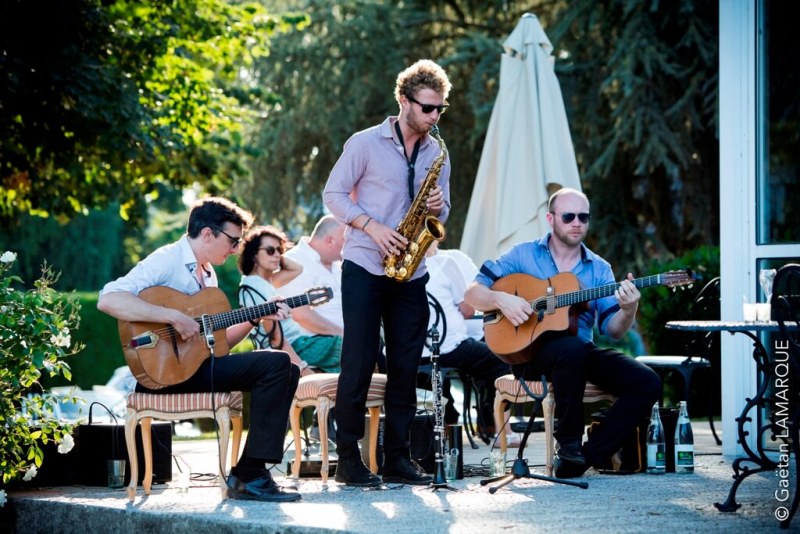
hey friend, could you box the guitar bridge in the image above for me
[128,331,159,350]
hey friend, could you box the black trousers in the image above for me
[513,334,661,467]
[336,260,430,460]
[438,338,511,423]
[136,349,299,464]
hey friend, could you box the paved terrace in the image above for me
[2,420,795,533]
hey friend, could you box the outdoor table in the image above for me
[666,320,798,529]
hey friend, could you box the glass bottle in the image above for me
[674,400,695,473]
[646,402,666,474]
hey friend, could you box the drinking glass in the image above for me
[759,269,777,302]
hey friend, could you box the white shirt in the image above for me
[439,248,483,341]
[276,237,344,334]
[240,273,303,345]
[424,253,470,355]
[99,235,216,296]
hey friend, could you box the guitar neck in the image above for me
[554,274,665,309]
[197,293,311,332]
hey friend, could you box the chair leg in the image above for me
[318,397,331,483]
[230,416,243,468]
[367,406,380,474]
[290,402,303,479]
[459,373,479,449]
[543,392,555,476]
[215,407,231,499]
[495,397,508,458]
[124,409,139,501]
[141,417,153,495]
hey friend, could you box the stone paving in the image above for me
[3,422,795,533]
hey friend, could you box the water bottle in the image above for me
[646,402,666,474]
[674,401,695,473]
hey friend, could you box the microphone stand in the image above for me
[480,376,589,493]
[201,314,225,485]
[428,327,456,492]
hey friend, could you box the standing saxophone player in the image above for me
[323,59,452,486]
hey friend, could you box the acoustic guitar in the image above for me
[118,285,333,390]
[482,270,695,365]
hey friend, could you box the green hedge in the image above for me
[635,245,721,415]
[637,245,720,355]
[42,292,125,390]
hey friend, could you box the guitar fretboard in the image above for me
[540,274,666,310]
[196,294,312,332]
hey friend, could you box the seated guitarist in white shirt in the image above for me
[98,196,301,502]
[464,188,661,478]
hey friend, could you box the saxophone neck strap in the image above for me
[395,120,422,201]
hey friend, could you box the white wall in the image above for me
[718,0,757,457]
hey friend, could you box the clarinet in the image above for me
[430,326,448,487]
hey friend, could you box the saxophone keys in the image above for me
[385,266,396,277]
[398,267,408,278]
[409,242,419,254]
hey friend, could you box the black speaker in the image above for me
[78,421,173,486]
[363,413,436,474]
[409,414,436,473]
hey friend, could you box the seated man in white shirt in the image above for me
[276,215,345,355]
[437,247,484,341]
[423,241,511,439]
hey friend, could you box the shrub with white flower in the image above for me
[0,251,82,490]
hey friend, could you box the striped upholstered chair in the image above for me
[124,391,243,500]
[290,373,387,483]
[493,375,614,476]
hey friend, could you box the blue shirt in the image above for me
[474,234,620,342]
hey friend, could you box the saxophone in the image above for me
[383,125,447,281]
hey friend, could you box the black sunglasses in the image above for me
[217,228,242,247]
[407,95,448,114]
[551,212,591,224]
[258,245,284,256]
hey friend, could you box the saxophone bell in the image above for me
[382,126,448,282]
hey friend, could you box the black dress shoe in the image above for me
[553,439,589,479]
[553,454,590,479]
[334,455,382,487]
[227,474,301,502]
[382,456,433,485]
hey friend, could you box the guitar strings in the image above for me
[136,293,317,343]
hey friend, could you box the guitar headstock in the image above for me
[662,269,696,291]
[306,287,334,307]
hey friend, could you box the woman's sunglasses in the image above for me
[259,245,284,256]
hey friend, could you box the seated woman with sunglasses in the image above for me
[238,225,341,376]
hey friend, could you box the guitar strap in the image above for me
[479,264,500,282]
[238,284,285,349]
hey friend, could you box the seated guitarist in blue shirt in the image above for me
[465,188,661,478]
[98,196,301,502]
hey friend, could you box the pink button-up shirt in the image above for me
[323,116,451,279]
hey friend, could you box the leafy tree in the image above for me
[548,0,719,274]
[238,1,719,280]
[0,0,307,226]
[236,0,543,240]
